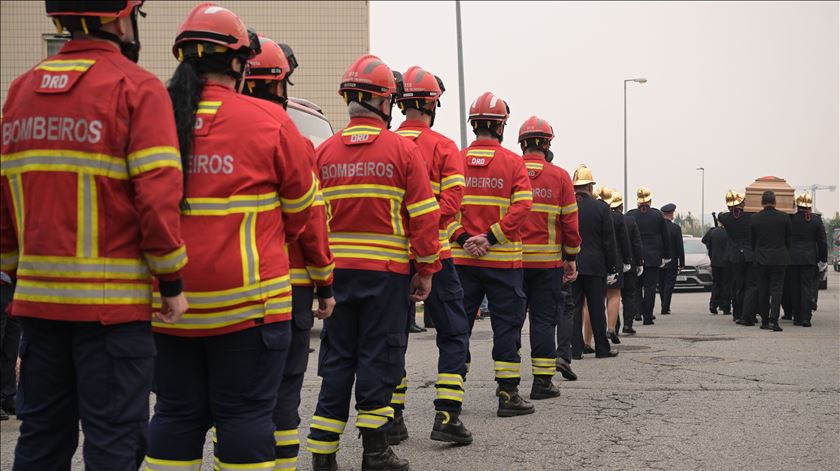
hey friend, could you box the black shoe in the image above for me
[386,410,408,445]
[571,353,583,361]
[361,429,409,471]
[709,307,718,314]
[793,320,802,326]
[555,359,577,381]
[802,322,812,327]
[480,310,491,318]
[781,316,792,320]
[430,411,472,445]
[759,323,771,330]
[595,349,619,358]
[409,320,426,333]
[607,330,621,344]
[771,323,783,332]
[312,453,338,471]
[662,310,671,315]
[735,319,743,325]
[634,314,642,321]
[742,321,755,326]
[0,409,8,421]
[530,376,561,400]
[643,320,654,325]
[582,344,595,354]
[651,315,657,320]
[1,396,14,415]
[723,311,731,315]
[622,326,636,335]
[497,386,535,417]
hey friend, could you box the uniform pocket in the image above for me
[294,308,314,331]
[105,323,155,423]
[248,323,291,402]
[382,333,407,385]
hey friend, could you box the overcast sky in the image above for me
[370,1,839,219]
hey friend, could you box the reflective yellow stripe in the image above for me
[274,457,297,470]
[560,202,578,215]
[548,212,557,247]
[511,191,533,203]
[239,213,259,285]
[523,243,562,252]
[322,184,405,201]
[390,199,404,236]
[0,251,19,272]
[565,245,581,255]
[462,195,509,207]
[36,58,95,72]
[310,415,346,434]
[342,125,382,136]
[127,146,181,177]
[532,358,556,366]
[443,221,459,240]
[196,100,222,115]
[290,268,310,285]
[15,279,151,305]
[17,255,151,280]
[525,162,543,170]
[490,222,509,244]
[75,173,98,258]
[390,392,406,405]
[153,295,291,330]
[406,197,439,218]
[522,253,563,263]
[356,415,389,429]
[466,149,495,157]
[185,193,280,216]
[142,456,202,471]
[414,249,440,264]
[313,190,325,207]
[435,388,464,402]
[328,232,409,250]
[274,429,300,447]
[441,174,466,190]
[154,275,291,310]
[395,129,421,138]
[144,246,187,275]
[452,247,523,262]
[531,203,561,214]
[7,175,25,245]
[396,376,408,389]
[306,439,339,454]
[306,263,334,282]
[494,360,521,379]
[331,245,409,263]
[1,149,128,179]
[437,373,464,387]
[215,459,275,470]
[281,178,317,214]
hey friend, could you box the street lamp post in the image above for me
[455,0,467,149]
[696,167,705,230]
[624,78,647,209]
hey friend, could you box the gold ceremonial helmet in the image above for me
[732,192,745,206]
[600,187,615,205]
[610,191,624,209]
[593,186,602,199]
[636,186,652,204]
[725,190,736,207]
[573,164,595,186]
[795,192,812,208]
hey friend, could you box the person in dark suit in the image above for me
[659,203,685,314]
[702,219,731,315]
[749,191,792,331]
[626,187,671,325]
[570,166,618,358]
[718,191,754,323]
[598,188,631,344]
[784,193,828,327]
[611,193,644,335]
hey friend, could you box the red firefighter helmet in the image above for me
[172,3,256,60]
[46,0,141,18]
[338,54,396,99]
[396,66,442,104]
[245,36,291,81]
[518,116,554,143]
[468,92,510,123]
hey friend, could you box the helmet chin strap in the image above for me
[357,100,393,129]
[248,87,288,109]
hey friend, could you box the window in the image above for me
[43,34,71,57]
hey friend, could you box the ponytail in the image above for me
[167,59,204,211]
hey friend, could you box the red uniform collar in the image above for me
[469,138,501,148]
[523,154,546,163]
[348,117,386,130]
[59,39,121,55]
[398,119,430,130]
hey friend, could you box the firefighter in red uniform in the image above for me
[243,37,336,470]
[387,66,472,445]
[452,92,534,417]
[144,5,318,470]
[306,55,441,471]
[1,1,188,468]
[517,116,581,399]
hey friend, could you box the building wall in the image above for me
[0,1,369,129]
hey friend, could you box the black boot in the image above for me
[555,358,577,381]
[430,411,473,445]
[312,453,338,471]
[409,318,426,333]
[771,322,783,332]
[530,376,561,400]
[386,409,408,445]
[361,428,409,471]
[497,384,535,417]
[607,330,621,344]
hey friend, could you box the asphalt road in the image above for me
[2,273,839,470]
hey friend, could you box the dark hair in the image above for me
[761,190,776,205]
[167,52,240,210]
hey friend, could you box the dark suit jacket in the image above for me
[610,210,632,266]
[665,220,685,268]
[575,193,617,276]
[789,211,828,266]
[627,206,671,267]
[749,207,792,266]
[718,210,754,263]
[624,214,644,266]
[702,226,729,267]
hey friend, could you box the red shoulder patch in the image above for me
[33,59,95,94]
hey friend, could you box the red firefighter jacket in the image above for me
[0,40,186,324]
[317,117,441,276]
[396,120,465,260]
[452,139,533,269]
[520,155,581,269]
[288,138,334,294]
[152,84,316,337]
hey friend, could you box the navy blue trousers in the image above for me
[14,318,154,471]
[307,270,409,454]
[523,268,563,377]
[147,322,290,468]
[457,265,526,386]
